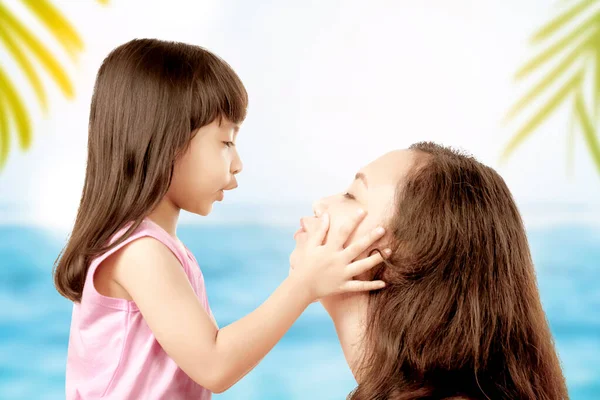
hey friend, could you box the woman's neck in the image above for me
[322,292,370,381]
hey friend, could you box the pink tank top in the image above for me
[65,219,213,399]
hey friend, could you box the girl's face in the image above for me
[167,118,242,216]
[296,150,416,309]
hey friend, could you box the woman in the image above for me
[292,142,568,399]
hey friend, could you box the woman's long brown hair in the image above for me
[53,39,248,302]
[351,143,568,399]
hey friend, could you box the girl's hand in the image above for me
[289,209,388,301]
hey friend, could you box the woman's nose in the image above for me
[312,199,327,217]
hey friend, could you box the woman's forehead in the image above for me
[362,149,415,186]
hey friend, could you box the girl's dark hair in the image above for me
[54,39,248,302]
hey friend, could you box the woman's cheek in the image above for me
[347,217,376,249]
[327,204,371,246]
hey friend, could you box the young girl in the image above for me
[53,38,388,399]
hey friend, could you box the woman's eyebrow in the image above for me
[355,172,368,188]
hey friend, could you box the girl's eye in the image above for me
[344,192,355,200]
[223,141,235,148]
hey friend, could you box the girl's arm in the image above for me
[112,212,386,393]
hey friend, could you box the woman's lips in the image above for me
[293,218,308,239]
[293,228,303,239]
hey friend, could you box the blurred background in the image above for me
[0,0,599,398]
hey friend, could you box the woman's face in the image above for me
[301,150,414,248]
[295,150,417,305]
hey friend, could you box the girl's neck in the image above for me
[147,197,181,237]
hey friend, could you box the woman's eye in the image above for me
[223,141,234,148]
[344,192,355,200]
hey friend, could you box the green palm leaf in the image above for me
[574,90,600,172]
[515,14,597,79]
[502,73,581,161]
[595,43,600,116]
[507,35,592,120]
[504,0,600,176]
[567,101,577,175]
[21,0,84,59]
[531,0,597,43]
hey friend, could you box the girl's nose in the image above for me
[231,148,243,175]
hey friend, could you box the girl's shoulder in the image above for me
[93,219,188,270]
[83,219,196,310]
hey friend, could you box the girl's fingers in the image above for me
[308,213,330,246]
[346,250,388,277]
[340,279,386,293]
[327,209,367,249]
[343,226,386,261]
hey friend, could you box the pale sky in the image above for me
[0,0,599,231]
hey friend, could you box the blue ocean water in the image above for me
[0,223,598,399]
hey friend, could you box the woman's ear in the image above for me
[354,246,387,281]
